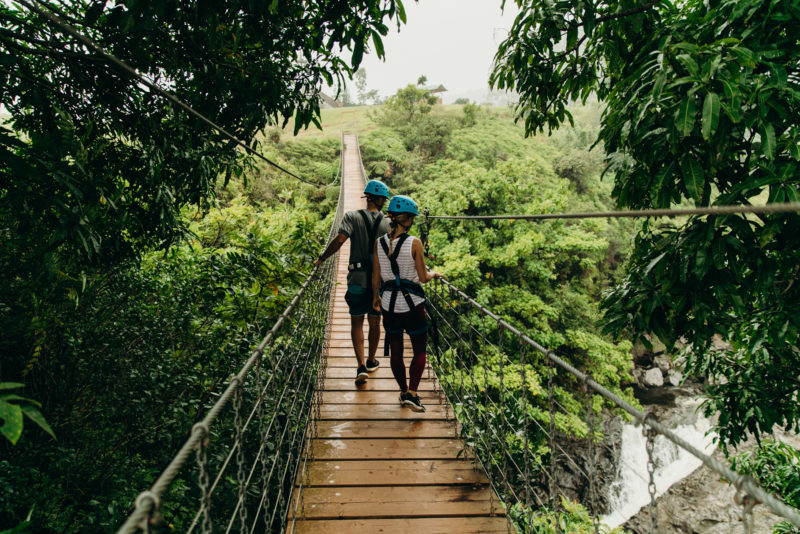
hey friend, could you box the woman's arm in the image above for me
[412,238,442,283]
[372,242,382,310]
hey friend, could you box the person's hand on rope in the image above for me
[313,256,324,267]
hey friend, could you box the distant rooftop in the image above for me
[421,84,447,93]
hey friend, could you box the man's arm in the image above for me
[314,232,348,267]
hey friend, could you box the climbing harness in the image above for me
[378,234,425,315]
[378,233,427,356]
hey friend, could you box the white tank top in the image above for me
[377,234,424,313]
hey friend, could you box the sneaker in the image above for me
[355,365,368,385]
[405,394,426,413]
[365,359,380,372]
[399,391,410,406]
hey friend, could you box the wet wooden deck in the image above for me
[288,134,508,533]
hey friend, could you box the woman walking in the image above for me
[371,195,443,412]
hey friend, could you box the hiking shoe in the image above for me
[365,359,380,372]
[355,365,369,385]
[405,394,426,413]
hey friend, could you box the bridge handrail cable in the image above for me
[427,201,800,221]
[427,276,800,528]
[118,136,345,533]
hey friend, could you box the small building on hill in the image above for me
[421,84,447,104]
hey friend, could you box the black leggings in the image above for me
[382,303,428,392]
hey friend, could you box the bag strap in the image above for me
[357,209,383,258]
[379,234,416,313]
[356,210,383,298]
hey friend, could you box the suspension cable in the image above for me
[117,132,345,534]
[19,0,325,187]
[432,277,800,529]
[427,201,800,221]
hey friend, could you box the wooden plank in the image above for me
[325,358,419,368]
[302,460,489,486]
[324,366,399,379]
[311,438,464,460]
[324,378,435,391]
[326,347,400,357]
[321,391,441,404]
[288,136,506,533]
[318,404,449,421]
[328,341,414,350]
[315,420,456,439]
[294,485,502,519]
[289,517,510,534]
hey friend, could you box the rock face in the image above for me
[667,371,683,387]
[622,431,799,534]
[541,418,625,514]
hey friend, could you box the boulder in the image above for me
[644,333,667,354]
[654,354,672,373]
[667,370,683,387]
[643,367,664,387]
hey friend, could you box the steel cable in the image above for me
[431,277,800,529]
[118,138,344,534]
[21,0,328,187]
[427,202,800,221]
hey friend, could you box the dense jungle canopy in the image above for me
[1,0,799,532]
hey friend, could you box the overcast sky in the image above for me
[354,0,520,103]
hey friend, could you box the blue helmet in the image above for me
[387,195,419,216]
[364,180,390,199]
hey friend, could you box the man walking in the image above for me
[314,180,391,384]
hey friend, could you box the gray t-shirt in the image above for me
[338,209,390,287]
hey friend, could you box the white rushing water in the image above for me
[602,398,718,528]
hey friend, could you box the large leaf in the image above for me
[702,92,720,140]
[676,95,696,137]
[761,123,776,160]
[21,405,56,440]
[0,399,23,445]
[680,154,704,202]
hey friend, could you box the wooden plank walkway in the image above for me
[288,134,508,533]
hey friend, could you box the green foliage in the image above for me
[461,102,482,127]
[732,440,800,534]
[0,170,330,531]
[494,0,800,449]
[509,496,629,533]
[1,0,404,268]
[0,384,54,445]
[370,83,450,158]
[362,99,637,523]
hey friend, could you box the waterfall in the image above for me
[602,398,717,528]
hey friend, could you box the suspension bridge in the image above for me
[287,134,508,532]
[115,132,800,534]
[9,4,800,533]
